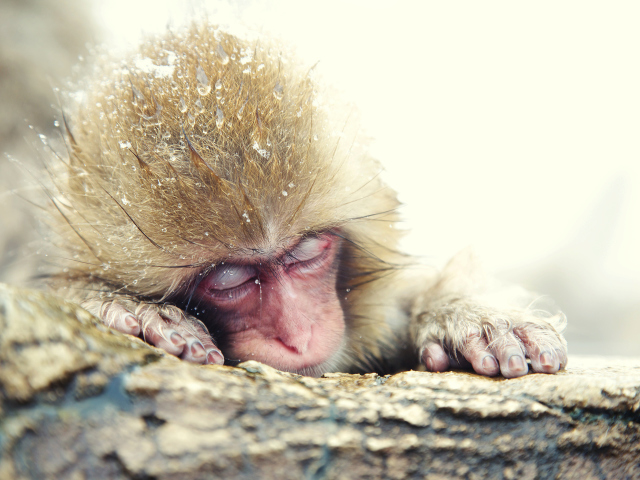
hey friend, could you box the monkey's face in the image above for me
[191,233,345,375]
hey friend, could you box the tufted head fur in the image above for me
[46,24,410,371]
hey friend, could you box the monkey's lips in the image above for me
[224,323,345,375]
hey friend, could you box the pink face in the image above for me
[194,233,345,374]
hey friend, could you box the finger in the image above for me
[159,306,224,365]
[489,333,529,378]
[205,348,224,365]
[159,311,207,364]
[100,302,141,336]
[461,330,499,377]
[137,308,186,357]
[514,325,567,374]
[179,335,208,364]
[192,324,224,365]
[421,343,450,372]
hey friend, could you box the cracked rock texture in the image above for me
[1,284,639,480]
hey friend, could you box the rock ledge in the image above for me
[1,284,638,479]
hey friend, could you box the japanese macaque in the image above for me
[45,24,567,378]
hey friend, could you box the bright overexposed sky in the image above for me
[88,0,640,353]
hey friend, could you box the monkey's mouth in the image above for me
[222,321,346,376]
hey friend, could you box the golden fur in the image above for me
[47,24,409,372]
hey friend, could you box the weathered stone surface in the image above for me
[1,283,639,479]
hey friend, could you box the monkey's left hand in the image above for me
[410,252,568,378]
[412,298,567,378]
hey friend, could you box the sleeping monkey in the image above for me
[45,24,567,378]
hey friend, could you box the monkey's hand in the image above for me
[410,250,567,378]
[83,297,224,365]
[411,297,567,378]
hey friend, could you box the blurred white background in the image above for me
[2,0,639,355]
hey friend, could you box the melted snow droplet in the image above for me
[255,279,260,284]
[141,102,162,123]
[281,191,288,197]
[195,99,205,113]
[196,66,211,95]
[121,196,130,205]
[237,98,248,120]
[217,44,229,65]
[288,182,295,188]
[187,113,196,127]
[179,97,187,113]
[161,228,167,233]
[273,82,283,100]
[216,107,224,129]
[119,140,132,149]
[204,232,209,236]
[38,134,48,145]
[131,85,144,106]
[242,212,250,223]
[215,79,222,90]
[53,120,60,127]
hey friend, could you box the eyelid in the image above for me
[206,264,256,290]
[283,236,331,265]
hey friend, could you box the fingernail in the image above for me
[425,356,434,371]
[540,351,553,367]
[170,332,185,346]
[508,355,526,371]
[206,349,224,365]
[482,355,498,370]
[190,342,205,358]
[124,315,138,329]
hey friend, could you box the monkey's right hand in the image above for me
[83,298,224,365]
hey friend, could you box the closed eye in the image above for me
[283,235,333,272]
[204,264,257,291]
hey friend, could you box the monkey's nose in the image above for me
[276,327,312,355]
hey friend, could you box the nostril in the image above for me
[276,333,310,355]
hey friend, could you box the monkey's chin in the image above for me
[227,330,346,378]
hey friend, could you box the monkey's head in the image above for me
[50,25,406,375]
